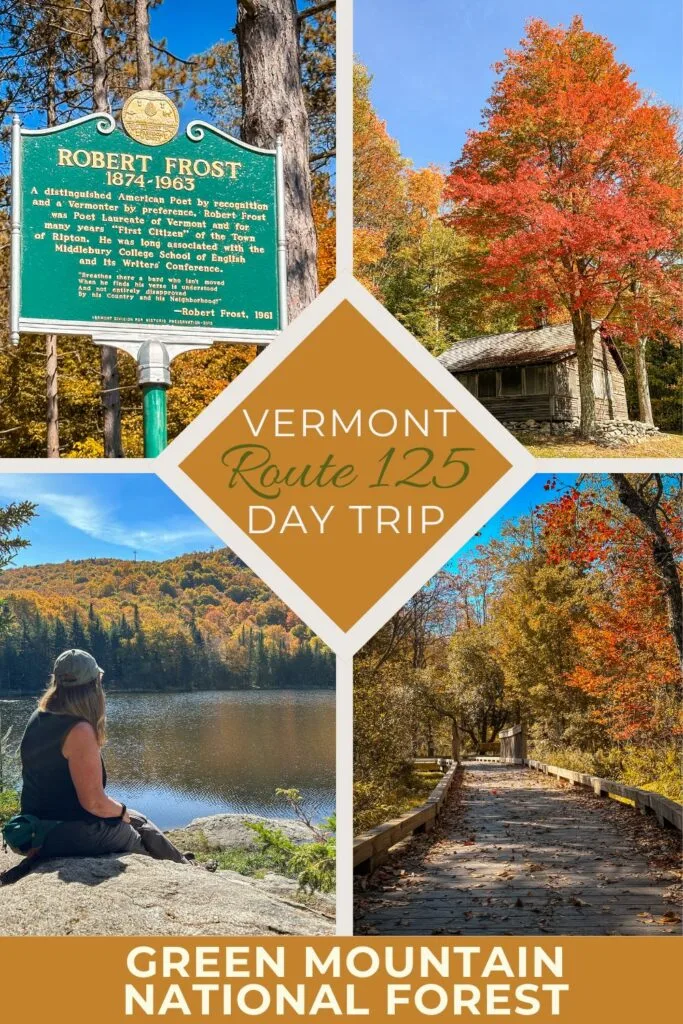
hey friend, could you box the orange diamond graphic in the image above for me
[181,302,511,632]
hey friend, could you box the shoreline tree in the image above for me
[0,545,334,694]
[444,16,682,438]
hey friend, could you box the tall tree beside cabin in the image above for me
[236,0,319,317]
[445,16,682,438]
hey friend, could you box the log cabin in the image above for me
[438,323,629,426]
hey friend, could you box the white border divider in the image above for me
[353,760,459,874]
[525,758,682,831]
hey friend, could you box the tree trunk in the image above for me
[236,0,318,319]
[90,0,123,457]
[45,334,59,457]
[426,723,434,758]
[451,720,460,763]
[572,312,597,437]
[135,0,153,90]
[91,0,108,110]
[610,474,683,669]
[45,38,60,457]
[633,337,654,425]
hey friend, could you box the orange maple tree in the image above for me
[538,480,682,742]
[445,16,683,437]
[353,64,408,292]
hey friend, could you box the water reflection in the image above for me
[1,691,335,829]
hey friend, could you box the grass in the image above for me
[0,790,19,826]
[529,744,682,803]
[354,770,444,833]
[521,431,683,458]
[167,827,276,879]
[167,824,336,894]
[197,847,277,879]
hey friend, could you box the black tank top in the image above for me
[20,710,107,822]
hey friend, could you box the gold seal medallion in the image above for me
[122,91,179,146]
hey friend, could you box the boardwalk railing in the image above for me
[353,760,458,874]
[526,758,682,832]
[412,757,451,773]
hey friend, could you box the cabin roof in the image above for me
[438,323,626,375]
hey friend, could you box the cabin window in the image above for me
[524,365,549,395]
[593,363,607,399]
[500,366,523,396]
[478,370,497,398]
[457,373,477,394]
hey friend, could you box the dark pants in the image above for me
[40,809,187,863]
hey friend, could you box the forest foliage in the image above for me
[354,475,682,830]
[0,547,335,695]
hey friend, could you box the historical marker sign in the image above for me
[11,109,285,346]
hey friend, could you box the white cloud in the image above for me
[0,476,215,555]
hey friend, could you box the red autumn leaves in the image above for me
[538,482,682,743]
[444,16,682,347]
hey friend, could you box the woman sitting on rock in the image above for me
[19,649,188,863]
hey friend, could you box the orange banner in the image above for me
[0,936,679,1021]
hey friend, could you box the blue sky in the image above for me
[0,475,220,566]
[356,0,682,168]
[445,472,578,568]
[151,1,310,61]
[151,0,237,61]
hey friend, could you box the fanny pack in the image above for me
[2,813,62,856]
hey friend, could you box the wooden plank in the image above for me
[499,725,523,738]
[412,757,450,773]
[353,763,459,870]
[357,761,683,936]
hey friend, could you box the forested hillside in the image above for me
[0,549,334,694]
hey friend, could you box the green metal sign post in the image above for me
[142,386,168,457]
[138,339,169,457]
[10,104,287,456]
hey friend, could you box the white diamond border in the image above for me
[155,274,537,657]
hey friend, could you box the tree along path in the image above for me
[355,762,682,936]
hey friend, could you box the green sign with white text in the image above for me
[13,113,282,342]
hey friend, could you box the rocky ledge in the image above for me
[0,814,334,937]
[167,812,314,851]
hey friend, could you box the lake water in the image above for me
[0,690,335,829]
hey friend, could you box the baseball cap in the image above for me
[53,649,103,688]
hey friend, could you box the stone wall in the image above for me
[505,418,659,447]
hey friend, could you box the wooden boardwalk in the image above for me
[355,762,682,936]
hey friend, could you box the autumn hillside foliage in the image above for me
[0,548,334,695]
[354,475,682,830]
